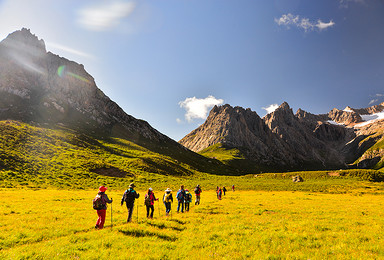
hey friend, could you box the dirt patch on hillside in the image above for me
[91,167,134,178]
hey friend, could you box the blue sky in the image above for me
[0,0,383,141]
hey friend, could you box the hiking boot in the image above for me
[95,225,99,229]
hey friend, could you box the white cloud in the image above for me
[179,95,224,123]
[77,1,136,31]
[369,99,378,105]
[262,104,279,115]
[275,13,335,32]
[316,20,335,30]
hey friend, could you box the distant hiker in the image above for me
[184,189,192,212]
[93,186,112,229]
[121,183,140,223]
[176,185,186,213]
[163,188,173,216]
[217,187,222,200]
[232,185,235,192]
[222,186,227,196]
[144,188,158,219]
[194,184,202,205]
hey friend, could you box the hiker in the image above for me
[94,186,113,229]
[144,188,158,219]
[176,185,186,213]
[194,184,202,205]
[121,183,140,223]
[222,186,227,196]
[163,188,173,216]
[232,184,235,192]
[184,189,192,212]
[217,187,222,200]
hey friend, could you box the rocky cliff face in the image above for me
[0,28,166,142]
[180,101,384,171]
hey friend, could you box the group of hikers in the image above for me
[93,183,204,229]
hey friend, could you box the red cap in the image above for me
[99,186,107,192]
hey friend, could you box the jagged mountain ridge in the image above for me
[179,102,384,171]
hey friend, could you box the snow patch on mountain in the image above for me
[355,112,384,127]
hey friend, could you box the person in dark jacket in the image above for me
[194,185,202,205]
[95,186,112,229]
[176,185,186,213]
[121,183,140,223]
[144,188,158,219]
[163,188,173,216]
[222,186,227,196]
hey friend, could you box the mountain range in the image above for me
[180,102,384,172]
[1,28,384,176]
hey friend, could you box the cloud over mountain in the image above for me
[178,95,224,123]
[77,1,136,31]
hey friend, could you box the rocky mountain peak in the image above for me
[1,28,46,55]
[328,108,362,125]
[0,28,169,143]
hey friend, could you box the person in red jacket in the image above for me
[144,188,158,219]
[94,186,112,229]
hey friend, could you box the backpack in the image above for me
[194,187,201,194]
[144,194,152,206]
[176,190,184,200]
[164,193,172,203]
[124,189,135,203]
[93,194,104,210]
[185,192,192,203]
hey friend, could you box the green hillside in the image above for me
[0,120,231,189]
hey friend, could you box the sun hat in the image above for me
[165,188,172,192]
[129,183,135,188]
[148,187,153,191]
[99,186,107,192]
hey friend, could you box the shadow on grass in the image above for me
[118,228,177,242]
[168,219,187,225]
[146,222,185,232]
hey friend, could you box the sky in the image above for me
[0,0,383,141]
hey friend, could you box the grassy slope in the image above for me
[2,120,384,192]
[0,120,210,189]
[199,143,276,173]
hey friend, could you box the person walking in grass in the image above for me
[217,186,222,200]
[94,186,112,229]
[144,188,158,219]
[184,189,192,212]
[176,185,186,213]
[222,186,227,196]
[121,183,140,223]
[194,184,202,205]
[163,188,173,216]
[232,184,235,192]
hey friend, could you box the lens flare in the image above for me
[57,65,90,83]
[57,65,66,77]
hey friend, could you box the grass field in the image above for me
[2,187,384,259]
